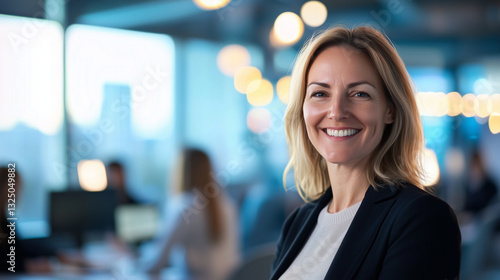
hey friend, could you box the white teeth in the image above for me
[326,129,359,137]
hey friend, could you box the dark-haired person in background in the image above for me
[0,166,52,274]
[107,161,140,205]
[464,150,498,215]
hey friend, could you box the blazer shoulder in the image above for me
[391,184,459,225]
[375,184,461,279]
[395,184,449,206]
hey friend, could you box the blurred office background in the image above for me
[1,0,500,279]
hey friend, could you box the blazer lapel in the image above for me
[272,189,333,279]
[324,185,400,279]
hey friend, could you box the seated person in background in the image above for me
[464,150,498,215]
[240,175,303,253]
[107,161,139,205]
[143,148,240,279]
[0,166,52,274]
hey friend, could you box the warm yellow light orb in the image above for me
[269,27,282,48]
[474,94,491,118]
[247,79,273,106]
[193,0,231,10]
[273,12,304,45]
[77,160,108,192]
[423,92,434,116]
[461,94,476,117]
[422,148,440,187]
[217,44,250,77]
[489,113,500,134]
[434,92,447,117]
[301,1,328,27]
[247,108,272,134]
[416,92,434,116]
[276,76,291,104]
[234,66,262,94]
[269,27,288,48]
[490,94,500,114]
[415,92,424,116]
[446,92,462,117]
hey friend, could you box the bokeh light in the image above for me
[77,160,108,192]
[273,12,304,46]
[301,1,328,27]
[489,113,500,134]
[417,92,444,116]
[193,0,231,10]
[277,76,291,104]
[269,27,284,48]
[246,79,273,106]
[434,92,447,117]
[422,92,435,116]
[415,92,425,115]
[247,108,272,133]
[461,93,476,117]
[446,91,462,117]
[415,92,424,116]
[234,66,262,94]
[422,148,440,187]
[474,94,491,118]
[491,93,500,114]
[217,44,251,77]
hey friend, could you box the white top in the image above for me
[144,191,241,280]
[279,201,361,279]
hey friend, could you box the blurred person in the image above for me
[107,160,139,205]
[0,166,52,274]
[271,26,461,279]
[463,150,498,215]
[458,150,500,280]
[143,148,240,279]
[240,169,303,253]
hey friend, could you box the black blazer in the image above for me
[271,184,461,279]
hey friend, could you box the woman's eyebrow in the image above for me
[307,82,330,88]
[347,81,376,89]
[307,81,376,89]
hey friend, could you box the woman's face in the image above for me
[303,45,394,168]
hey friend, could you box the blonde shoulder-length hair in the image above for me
[283,26,425,202]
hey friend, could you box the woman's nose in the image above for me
[327,95,348,120]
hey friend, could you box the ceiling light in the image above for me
[301,1,328,27]
[193,0,231,10]
[273,12,304,46]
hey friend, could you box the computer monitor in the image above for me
[50,189,118,247]
[115,204,159,244]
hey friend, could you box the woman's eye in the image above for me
[354,91,370,98]
[311,91,327,97]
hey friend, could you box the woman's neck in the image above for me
[327,161,370,213]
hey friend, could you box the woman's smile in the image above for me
[322,128,361,138]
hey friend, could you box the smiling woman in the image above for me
[303,46,394,183]
[271,26,461,280]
